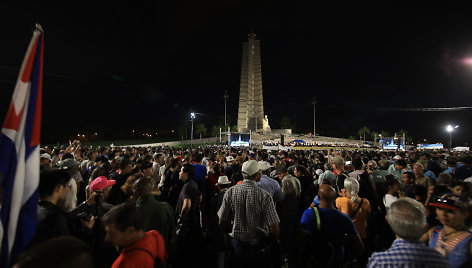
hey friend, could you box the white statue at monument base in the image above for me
[263,115,271,132]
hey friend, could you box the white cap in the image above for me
[258,161,273,171]
[242,160,261,176]
[393,155,401,160]
[40,153,52,161]
[226,156,235,162]
[216,175,231,186]
[315,169,323,176]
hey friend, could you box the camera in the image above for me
[77,211,94,221]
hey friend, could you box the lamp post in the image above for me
[446,125,459,151]
[312,97,317,137]
[223,90,229,127]
[190,112,196,149]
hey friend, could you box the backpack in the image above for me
[296,206,336,268]
[335,172,349,193]
[128,231,167,268]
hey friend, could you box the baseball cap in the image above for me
[40,153,52,161]
[59,158,80,169]
[429,193,467,210]
[393,155,401,160]
[241,160,261,176]
[258,161,273,171]
[315,169,323,176]
[226,156,235,162]
[332,156,344,165]
[90,176,116,192]
[216,175,231,186]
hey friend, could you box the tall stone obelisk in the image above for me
[237,31,270,133]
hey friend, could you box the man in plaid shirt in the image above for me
[368,198,449,268]
[218,160,280,268]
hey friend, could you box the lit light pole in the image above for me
[446,125,459,151]
[223,90,229,127]
[312,97,317,137]
[190,112,196,149]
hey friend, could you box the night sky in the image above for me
[1,2,472,146]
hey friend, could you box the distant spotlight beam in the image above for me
[462,58,472,65]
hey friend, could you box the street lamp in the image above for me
[446,125,459,151]
[312,97,317,137]
[190,112,196,149]
[223,90,229,127]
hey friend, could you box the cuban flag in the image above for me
[0,24,43,267]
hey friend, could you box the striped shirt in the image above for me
[368,239,450,268]
[218,179,280,242]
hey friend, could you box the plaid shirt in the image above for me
[218,179,280,242]
[368,239,450,268]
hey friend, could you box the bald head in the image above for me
[319,184,337,203]
[132,178,152,198]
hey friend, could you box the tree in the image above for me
[280,116,293,129]
[211,125,220,137]
[357,126,370,142]
[195,123,207,139]
[398,129,408,136]
[380,130,390,138]
[231,125,238,132]
[177,123,189,140]
[371,131,379,141]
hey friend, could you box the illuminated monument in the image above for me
[237,31,271,133]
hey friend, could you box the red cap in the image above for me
[90,176,116,192]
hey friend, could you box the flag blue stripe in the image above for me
[9,190,38,265]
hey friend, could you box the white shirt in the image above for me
[383,194,398,210]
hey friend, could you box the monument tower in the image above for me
[237,31,270,133]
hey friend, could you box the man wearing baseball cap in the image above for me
[40,153,52,170]
[257,161,284,204]
[218,160,280,267]
[331,156,350,194]
[76,176,117,267]
[59,157,82,210]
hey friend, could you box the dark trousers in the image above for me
[280,214,299,261]
[231,239,272,268]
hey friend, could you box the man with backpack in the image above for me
[331,156,350,195]
[298,184,364,268]
[103,202,168,268]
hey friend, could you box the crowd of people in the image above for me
[13,140,472,267]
